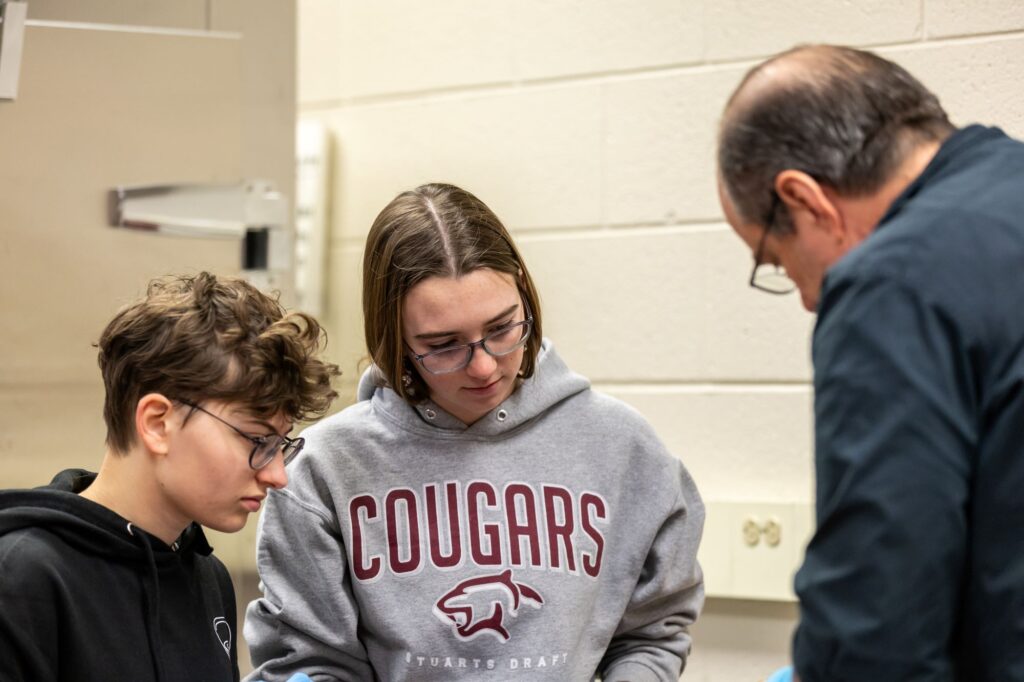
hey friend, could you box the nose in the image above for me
[256,451,289,490]
[464,342,497,379]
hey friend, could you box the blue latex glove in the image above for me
[766,666,793,682]
[251,676,313,682]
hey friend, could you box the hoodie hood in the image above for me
[0,470,239,682]
[249,337,705,681]
[0,468,213,564]
[356,338,591,438]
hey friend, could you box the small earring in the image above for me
[402,370,413,388]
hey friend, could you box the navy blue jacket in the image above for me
[794,125,1024,681]
[0,470,240,682]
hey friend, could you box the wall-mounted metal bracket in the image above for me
[108,181,287,239]
[108,181,292,278]
[0,0,28,100]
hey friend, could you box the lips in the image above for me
[241,497,264,512]
[464,378,502,394]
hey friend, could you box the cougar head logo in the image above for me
[433,569,544,642]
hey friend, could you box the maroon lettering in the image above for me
[425,482,462,568]
[504,484,542,567]
[350,495,382,581]
[349,482,609,580]
[386,489,421,574]
[467,481,501,565]
[580,493,606,577]
[543,486,576,571]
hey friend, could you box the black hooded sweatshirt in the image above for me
[0,469,239,682]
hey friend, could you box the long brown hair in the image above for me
[362,183,543,403]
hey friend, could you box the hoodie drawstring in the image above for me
[127,522,165,682]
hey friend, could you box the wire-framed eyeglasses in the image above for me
[179,400,303,470]
[408,316,534,375]
[749,192,796,295]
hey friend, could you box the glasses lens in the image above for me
[752,265,796,294]
[483,319,531,356]
[420,347,472,374]
[282,438,304,466]
[251,436,286,469]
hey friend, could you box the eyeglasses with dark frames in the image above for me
[407,312,534,376]
[749,192,797,295]
[178,400,304,470]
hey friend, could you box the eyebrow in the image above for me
[238,414,294,437]
[413,304,520,340]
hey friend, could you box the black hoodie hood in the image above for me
[0,470,238,682]
[0,468,213,562]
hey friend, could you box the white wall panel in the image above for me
[0,27,243,386]
[210,0,244,32]
[2,385,106,489]
[27,0,208,29]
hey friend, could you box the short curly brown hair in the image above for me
[98,272,340,453]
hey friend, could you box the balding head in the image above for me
[718,45,954,231]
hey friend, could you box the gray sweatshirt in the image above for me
[245,341,704,681]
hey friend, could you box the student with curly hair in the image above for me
[0,272,339,682]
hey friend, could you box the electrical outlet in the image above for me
[697,501,814,601]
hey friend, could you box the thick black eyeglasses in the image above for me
[749,192,796,295]
[179,400,303,470]
[408,316,534,375]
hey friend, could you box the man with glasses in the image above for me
[0,272,338,682]
[717,45,1024,681]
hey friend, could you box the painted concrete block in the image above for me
[324,82,604,241]
[518,226,815,383]
[333,1,517,99]
[704,0,922,61]
[604,66,748,226]
[601,386,814,504]
[881,37,1024,138]
[927,0,1024,38]
[513,0,703,80]
[297,0,346,104]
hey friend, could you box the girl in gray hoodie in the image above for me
[245,183,705,682]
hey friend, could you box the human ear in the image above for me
[135,393,175,456]
[774,170,844,241]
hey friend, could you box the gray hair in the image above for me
[718,45,954,232]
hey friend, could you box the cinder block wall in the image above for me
[298,2,1024,679]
